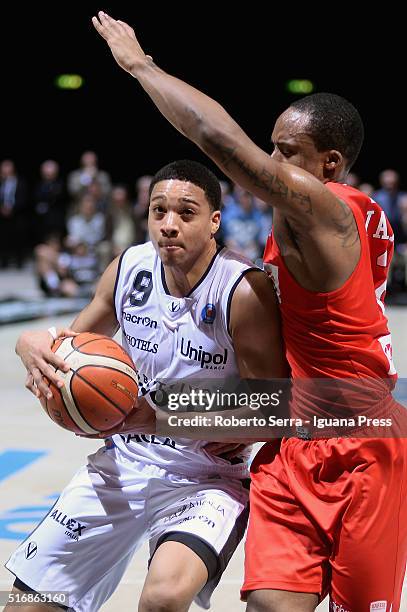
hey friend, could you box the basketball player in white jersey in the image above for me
[6,160,287,612]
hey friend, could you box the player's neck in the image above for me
[162,241,218,297]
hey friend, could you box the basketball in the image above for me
[42,332,139,435]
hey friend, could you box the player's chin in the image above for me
[159,246,184,263]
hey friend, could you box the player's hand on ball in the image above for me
[92,11,149,75]
[88,397,156,438]
[205,441,252,460]
[16,328,77,399]
[75,395,155,438]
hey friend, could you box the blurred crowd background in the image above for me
[1,151,406,303]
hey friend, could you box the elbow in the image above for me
[198,123,222,153]
[198,122,238,166]
[178,106,216,150]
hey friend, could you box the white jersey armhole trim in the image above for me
[225,267,263,340]
[113,247,133,323]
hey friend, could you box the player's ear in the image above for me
[323,150,343,179]
[210,210,221,237]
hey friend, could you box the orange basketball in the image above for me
[42,332,139,435]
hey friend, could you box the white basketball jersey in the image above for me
[113,241,258,477]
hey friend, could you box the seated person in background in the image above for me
[35,234,100,298]
[99,184,136,268]
[66,193,106,249]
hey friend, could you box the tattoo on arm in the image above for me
[332,199,359,247]
[213,143,312,213]
[290,190,313,215]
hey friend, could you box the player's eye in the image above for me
[280,147,294,158]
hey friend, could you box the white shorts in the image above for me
[6,445,249,611]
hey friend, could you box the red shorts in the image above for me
[242,404,407,611]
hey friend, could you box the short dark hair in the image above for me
[149,160,222,211]
[290,93,364,169]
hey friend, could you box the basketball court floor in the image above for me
[1,302,406,611]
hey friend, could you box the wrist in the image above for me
[129,55,155,78]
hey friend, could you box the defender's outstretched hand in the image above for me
[92,11,149,74]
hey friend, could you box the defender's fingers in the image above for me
[98,11,119,29]
[117,20,136,39]
[92,15,105,36]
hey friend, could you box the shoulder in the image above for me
[219,245,259,269]
[232,268,275,303]
[229,268,279,332]
[326,182,370,208]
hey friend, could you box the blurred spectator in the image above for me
[86,178,109,214]
[35,233,99,298]
[359,183,375,198]
[67,150,111,203]
[35,233,67,296]
[373,169,406,227]
[66,194,105,249]
[219,180,237,209]
[346,172,360,188]
[107,185,135,254]
[33,160,67,246]
[58,242,100,297]
[221,182,241,225]
[395,194,407,245]
[254,197,273,251]
[387,193,407,293]
[100,185,136,267]
[0,159,28,268]
[133,175,152,243]
[222,186,264,261]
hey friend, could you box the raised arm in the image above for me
[92,12,348,232]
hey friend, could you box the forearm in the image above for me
[70,299,118,336]
[93,12,316,213]
[130,61,320,216]
[130,60,260,181]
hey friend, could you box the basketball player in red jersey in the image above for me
[92,12,407,611]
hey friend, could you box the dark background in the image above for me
[2,3,403,187]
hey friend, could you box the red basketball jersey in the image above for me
[263,182,396,382]
[329,182,394,306]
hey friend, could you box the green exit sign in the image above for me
[55,74,84,90]
[286,80,314,94]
